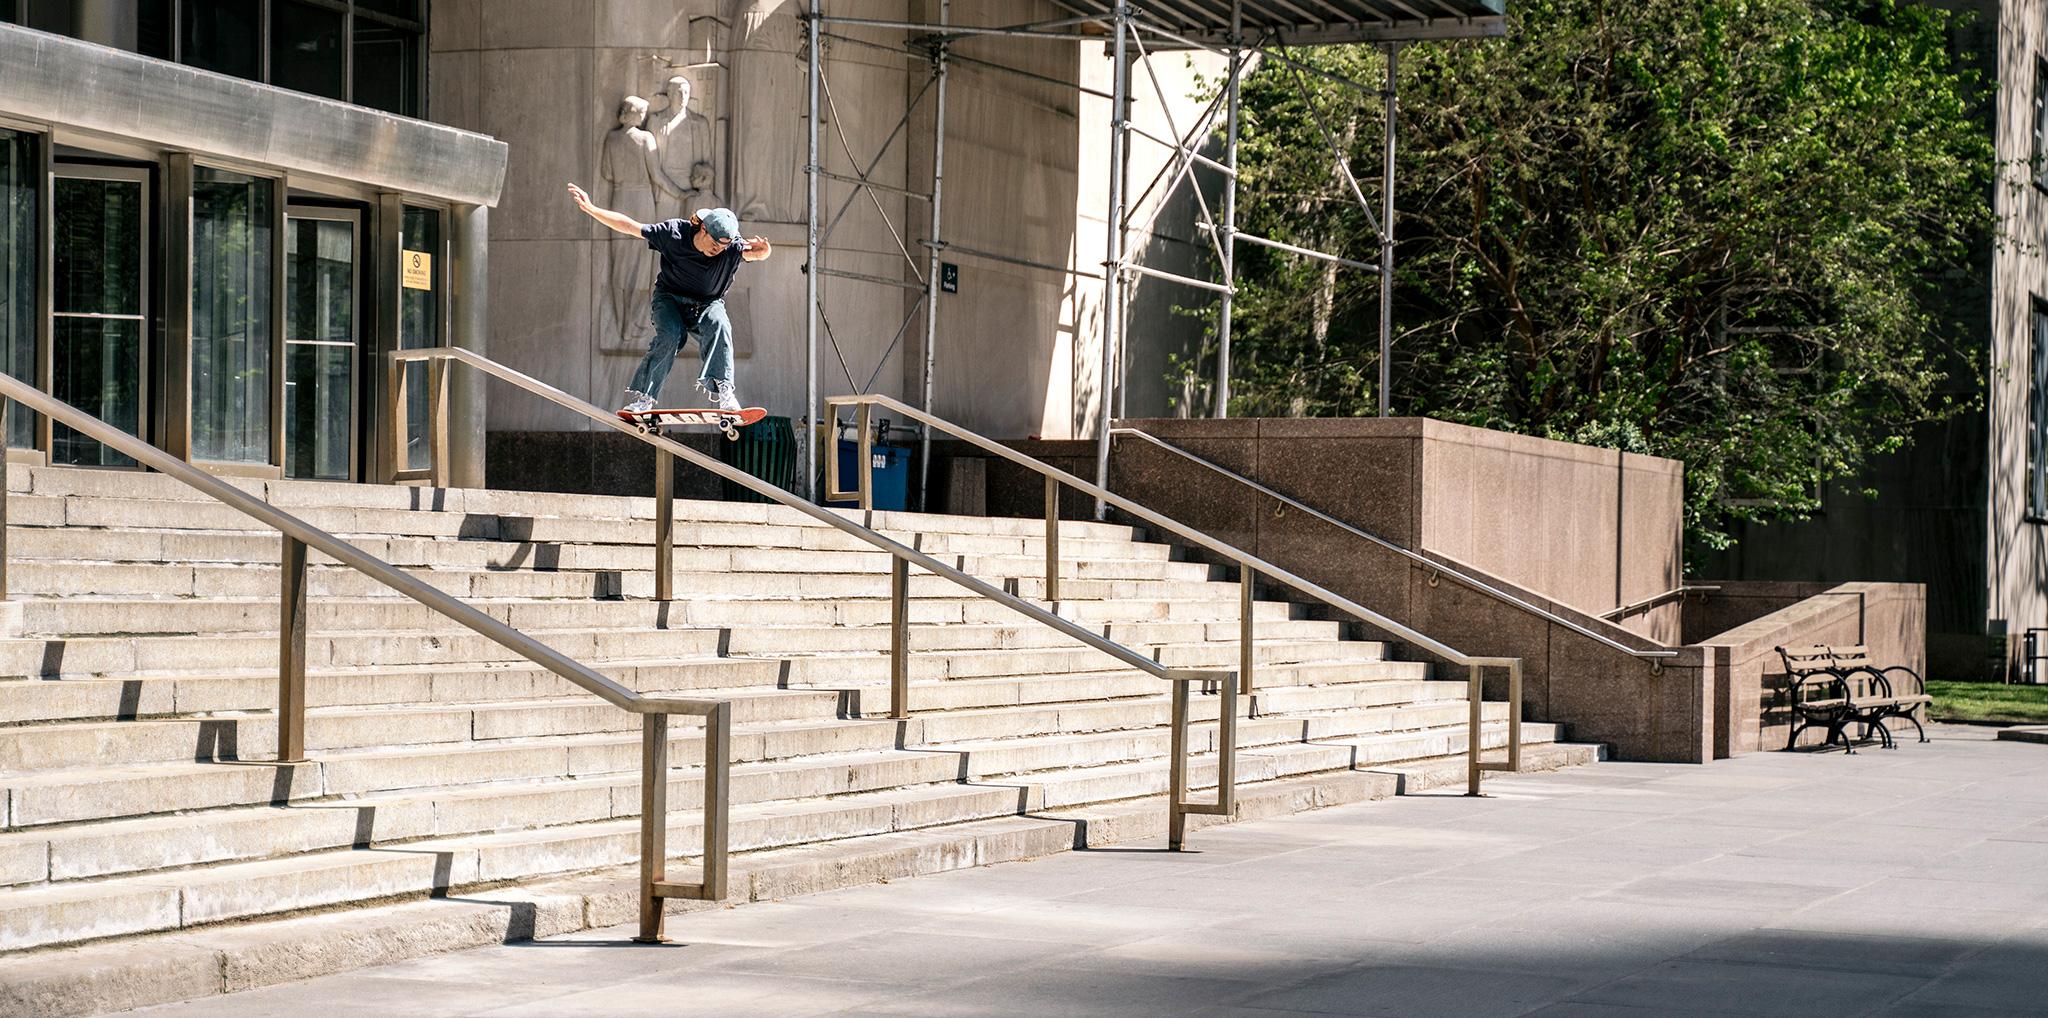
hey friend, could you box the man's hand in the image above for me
[741,236,772,262]
[568,183,643,238]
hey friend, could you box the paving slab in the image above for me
[116,725,2048,1018]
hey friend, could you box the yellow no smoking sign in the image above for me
[402,251,432,290]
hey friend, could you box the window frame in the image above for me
[2035,56,2048,192]
[181,156,287,477]
[6,1,427,119]
[282,203,364,482]
[2030,298,2048,523]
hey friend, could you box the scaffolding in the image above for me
[799,1,1507,508]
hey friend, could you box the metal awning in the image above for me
[1052,0,1508,47]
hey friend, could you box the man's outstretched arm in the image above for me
[567,183,643,238]
[741,236,773,262]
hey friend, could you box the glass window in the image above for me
[271,0,346,101]
[284,213,356,480]
[182,0,262,80]
[400,206,437,471]
[52,172,147,468]
[355,0,419,19]
[352,16,420,117]
[0,2,17,25]
[2033,300,2048,519]
[0,130,32,449]
[2034,59,2048,191]
[24,1,76,36]
[136,0,173,59]
[2037,60,2048,191]
[191,167,274,464]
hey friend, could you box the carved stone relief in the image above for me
[728,0,805,222]
[652,73,717,221]
[598,94,684,350]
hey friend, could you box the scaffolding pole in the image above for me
[1094,6,1131,519]
[1214,0,1242,418]
[792,4,1421,509]
[804,5,822,499]
[918,3,950,510]
[1379,43,1397,418]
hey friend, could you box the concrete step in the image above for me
[0,658,790,724]
[11,523,1210,582]
[0,717,1563,953]
[0,738,1604,1018]
[0,652,1434,729]
[10,596,1320,643]
[0,626,728,678]
[12,496,1169,562]
[10,464,1147,543]
[0,617,1386,680]
[0,669,1477,821]
[0,770,1035,889]
[0,687,852,772]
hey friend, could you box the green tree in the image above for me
[1188,0,1993,553]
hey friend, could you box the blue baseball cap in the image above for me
[695,207,741,242]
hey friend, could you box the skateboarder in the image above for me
[567,182,771,414]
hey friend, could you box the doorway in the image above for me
[51,164,149,467]
[283,205,360,480]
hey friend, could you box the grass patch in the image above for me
[1928,680,2048,724]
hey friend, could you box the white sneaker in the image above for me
[701,379,743,412]
[620,390,656,414]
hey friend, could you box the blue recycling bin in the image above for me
[827,438,912,511]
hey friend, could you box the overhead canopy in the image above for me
[0,24,506,206]
[1052,0,1508,47]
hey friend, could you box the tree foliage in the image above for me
[1183,0,1993,552]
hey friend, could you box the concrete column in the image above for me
[448,204,488,488]
[75,1,137,51]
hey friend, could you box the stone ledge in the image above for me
[0,742,1599,1018]
[1996,725,2048,745]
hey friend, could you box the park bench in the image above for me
[1775,644,1931,752]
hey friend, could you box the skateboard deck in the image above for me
[618,405,767,439]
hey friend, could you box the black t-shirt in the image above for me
[641,219,744,302]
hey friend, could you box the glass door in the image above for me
[283,206,358,480]
[52,165,148,467]
[0,128,33,451]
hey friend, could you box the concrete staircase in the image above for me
[0,465,1598,1016]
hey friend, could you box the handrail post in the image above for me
[1466,662,1483,796]
[1,398,10,602]
[1239,564,1254,697]
[1044,475,1060,602]
[278,535,308,764]
[1168,679,1189,849]
[386,352,407,482]
[655,453,674,602]
[1506,658,1523,771]
[1216,673,1238,815]
[426,356,450,488]
[701,703,730,901]
[890,555,910,719]
[635,711,670,943]
[857,402,875,514]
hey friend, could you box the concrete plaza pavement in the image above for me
[124,724,2048,1017]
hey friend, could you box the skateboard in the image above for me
[618,406,767,440]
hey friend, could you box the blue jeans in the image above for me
[627,292,734,402]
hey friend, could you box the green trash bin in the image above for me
[718,415,796,503]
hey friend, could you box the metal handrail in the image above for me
[829,394,1525,794]
[1110,427,1682,664]
[1600,585,1720,622]
[0,372,730,946]
[390,347,1238,851]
